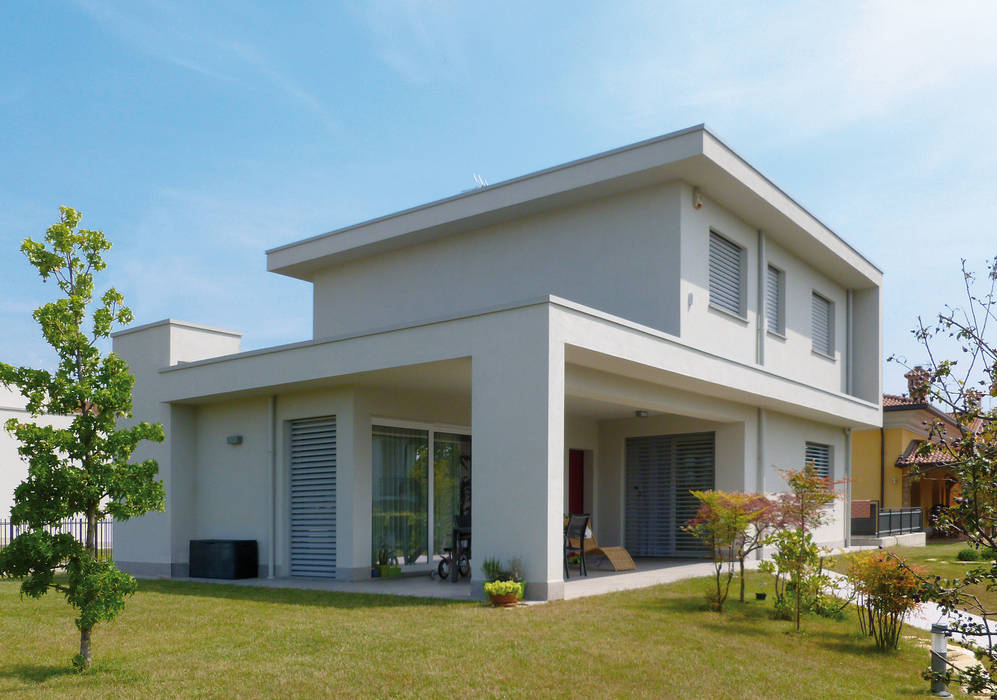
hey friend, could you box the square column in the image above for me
[471,307,564,600]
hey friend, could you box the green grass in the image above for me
[846,540,997,614]
[0,573,951,699]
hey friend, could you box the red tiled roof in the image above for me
[883,393,920,407]
[895,441,957,466]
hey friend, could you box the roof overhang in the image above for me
[266,125,882,288]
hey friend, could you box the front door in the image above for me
[624,432,715,557]
[568,449,585,514]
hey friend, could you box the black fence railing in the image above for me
[851,501,922,537]
[1,518,113,561]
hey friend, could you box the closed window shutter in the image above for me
[766,265,783,334]
[811,292,833,356]
[625,432,715,557]
[709,232,743,316]
[805,442,831,479]
[289,416,337,578]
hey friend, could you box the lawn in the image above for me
[847,540,997,615]
[0,573,948,699]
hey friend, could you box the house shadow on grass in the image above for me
[0,664,84,684]
[135,578,468,610]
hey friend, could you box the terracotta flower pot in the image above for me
[488,592,519,607]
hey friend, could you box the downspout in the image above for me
[879,427,885,507]
[844,427,852,548]
[268,395,277,579]
[846,290,854,395]
[755,407,766,560]
[756,229,766,366]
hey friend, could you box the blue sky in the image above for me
[2,1,996,397]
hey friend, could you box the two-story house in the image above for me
[112,125,882,600]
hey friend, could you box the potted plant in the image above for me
[481,556,525,603]
[484,580,521,607]
[375,545,401,578]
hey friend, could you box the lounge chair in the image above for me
[567,519,636,572]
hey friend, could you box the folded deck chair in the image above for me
[566,521,636,572]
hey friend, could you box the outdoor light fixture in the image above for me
[692,187,703,209]
[227,435,244,446]
[635,410,649,418]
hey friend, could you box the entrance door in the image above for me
[624,432,715,557]
[289,416,337,578]
[568,449,585,514]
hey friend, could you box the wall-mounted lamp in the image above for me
[692,187,703,210]
[227,435,244,446]
[635,410,649,418]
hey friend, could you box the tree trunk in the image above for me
[739,558,746,603]
[79,626,92,668]
[86,506,97,558]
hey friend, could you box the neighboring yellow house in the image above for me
[852,370,960,514]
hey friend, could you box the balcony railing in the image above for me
[851,500,922,537]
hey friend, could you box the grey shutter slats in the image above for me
[812,293,833,356]
[805,442,831,479]
[709,232,743,316]
[625,432,715,558]
[290,416,337,578]
[766,265,783,334]
[673,434,716,555]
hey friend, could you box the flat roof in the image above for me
[266,125,881,288]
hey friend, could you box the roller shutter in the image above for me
[289,416,337,577]
[625,432,715,557]
[709,232,744,316]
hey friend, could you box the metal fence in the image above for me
[1,518,113,561]
[851,500,923,536]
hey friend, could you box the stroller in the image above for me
[437,514,471,581]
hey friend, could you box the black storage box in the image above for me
[189,539,259,579]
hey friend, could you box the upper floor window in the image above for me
[708,231,745,318]
[766,264,785,335]
[811,291,833,357]
[804,441,831,479]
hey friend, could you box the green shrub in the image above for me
[483,580,520,596]
[957,548,981,561]
[982,547,997,560]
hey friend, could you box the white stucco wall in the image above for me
[0,387,74,519]
[312,182,684,340]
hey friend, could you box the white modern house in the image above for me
[113,125,882,600]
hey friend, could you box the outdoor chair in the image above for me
[563,513,590,579]
[566,519,636,572]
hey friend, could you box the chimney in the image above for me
[905,366,930,401]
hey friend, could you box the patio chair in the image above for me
[567,520,636,572]
[564,513,590,579]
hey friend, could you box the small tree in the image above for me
[769,466,845,631]
[0,207,165,669]
[846,551,922,650]
[684,490,774,611]
[892,257,997,693]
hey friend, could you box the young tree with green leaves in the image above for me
[0,207,165,670]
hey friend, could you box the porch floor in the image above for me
[180,557,752,602]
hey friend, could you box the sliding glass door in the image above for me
[371,424,471,570]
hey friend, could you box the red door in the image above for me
[568,449,584,514]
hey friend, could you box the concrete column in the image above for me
[471,306,564,600]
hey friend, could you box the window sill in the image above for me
[766,329,786,341]
[708,303,748,325]
[811,349,836,362]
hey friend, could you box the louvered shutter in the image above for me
[625,435,673,557]
[766,265,783,334]
[709,232,744,316]
[812,293,833,356]
[672,433,716,556]
[805,442,831,479]
[625,432,715,557]
[289,416,337,577]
